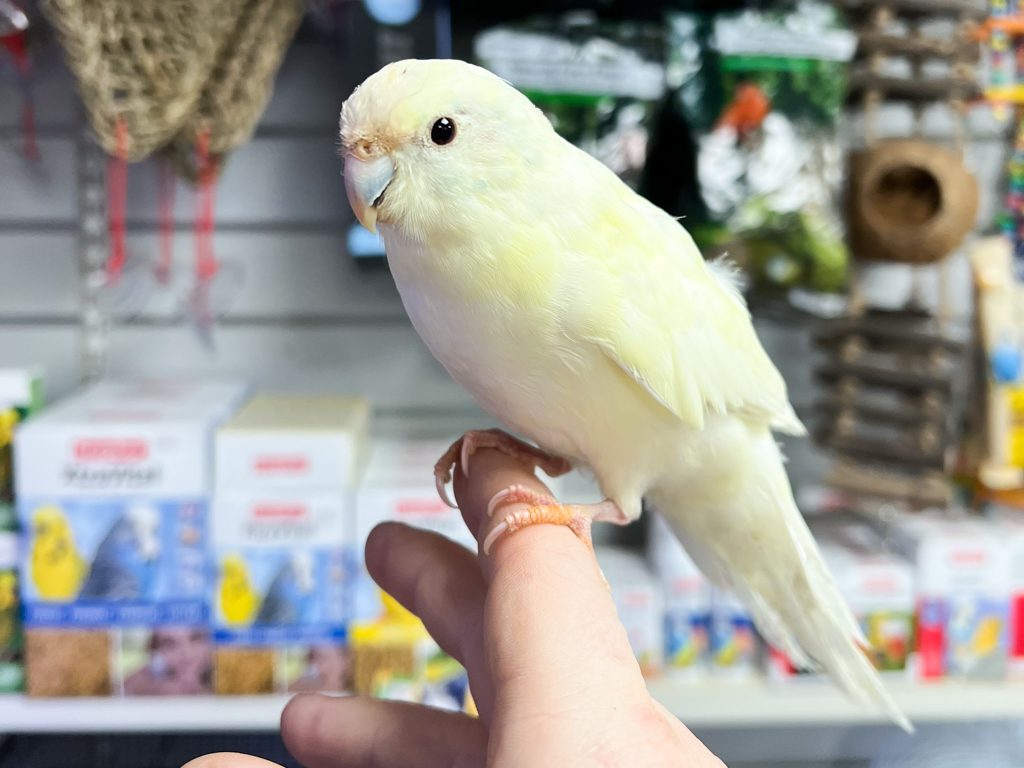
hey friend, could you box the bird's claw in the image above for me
[486,483,556,518]
[435,469,457,509]
[432,429,572,510]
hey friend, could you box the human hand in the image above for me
[184,449,723,768]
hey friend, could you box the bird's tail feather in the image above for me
[653,431,912,733]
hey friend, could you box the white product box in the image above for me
[211,395,369,646]
[17,380,248,499]
[770,522,914,683]
[210,492,350,646]
[988,510,1024,678]
[354,436,476,625]
[709,587,759,680]
[15,379,247,630]
[597,548,664,678]
[215,395,371,493]
[647,514,711,679]
[886,513,1011,680]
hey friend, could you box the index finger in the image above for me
[451,449,649,703]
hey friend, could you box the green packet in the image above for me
[666,3,855,295]
[474,13,666,190]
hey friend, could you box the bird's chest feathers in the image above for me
[381,226,561,404]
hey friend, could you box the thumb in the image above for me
[452,449,648,706]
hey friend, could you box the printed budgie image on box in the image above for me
[213,549,347,645]
[21,499,206,626]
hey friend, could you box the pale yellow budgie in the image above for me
[340,59,910,730]
[30,505,87,601]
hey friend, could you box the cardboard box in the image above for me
[988,510,1024,678]
[351,434,476,710]
[768,521,915,683]
[647,514,710,679]
[211,395,369,694]
[211,493,353,693]
[886,514,1011,681]
[598,548,664,678]
[15,379,247,696]
[709,588,759,680]
[215,395,370,493]
[350,423,572,710]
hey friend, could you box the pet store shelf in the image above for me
[0,694,292,733]
[649,679,1024,728]
[0,681,1023,734]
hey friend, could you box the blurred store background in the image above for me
[2,0,1024,765]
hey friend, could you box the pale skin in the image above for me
[183,449,723,768]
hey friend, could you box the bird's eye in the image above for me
[431,117,456,145]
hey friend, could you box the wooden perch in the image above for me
[816,395,950,426]
[815,314,967,350]
[826,459,952,505]
[816,431,947,468]
[816,362,956,397]
[848,71,981,102]
[832,0,987,21]
[856,30,979,60]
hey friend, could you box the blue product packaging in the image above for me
[14,381,246,630]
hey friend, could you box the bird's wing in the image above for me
[563,168,803,435]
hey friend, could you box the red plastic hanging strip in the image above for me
[1,31,38,160]
[106,117,129,284]
[194,127,218,281]
[156,160,175,284]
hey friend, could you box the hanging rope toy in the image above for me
[186,126,243,347]
[0,0,38,160]
[95,117,156,317]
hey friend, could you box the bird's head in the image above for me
[32,506,70,547]
[339,58,552,238]
[221,555,248,585]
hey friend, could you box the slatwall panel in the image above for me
[0,28,1009,493]
[0,38,449,406]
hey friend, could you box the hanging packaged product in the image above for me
[15,379,247,696]
[666,2,855,297]
[474,12,666,190]
[211,395,370,695]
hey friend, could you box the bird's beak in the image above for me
[344,153,395,233]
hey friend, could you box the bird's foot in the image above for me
[482,483,621,556]
[433,429,572,508]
